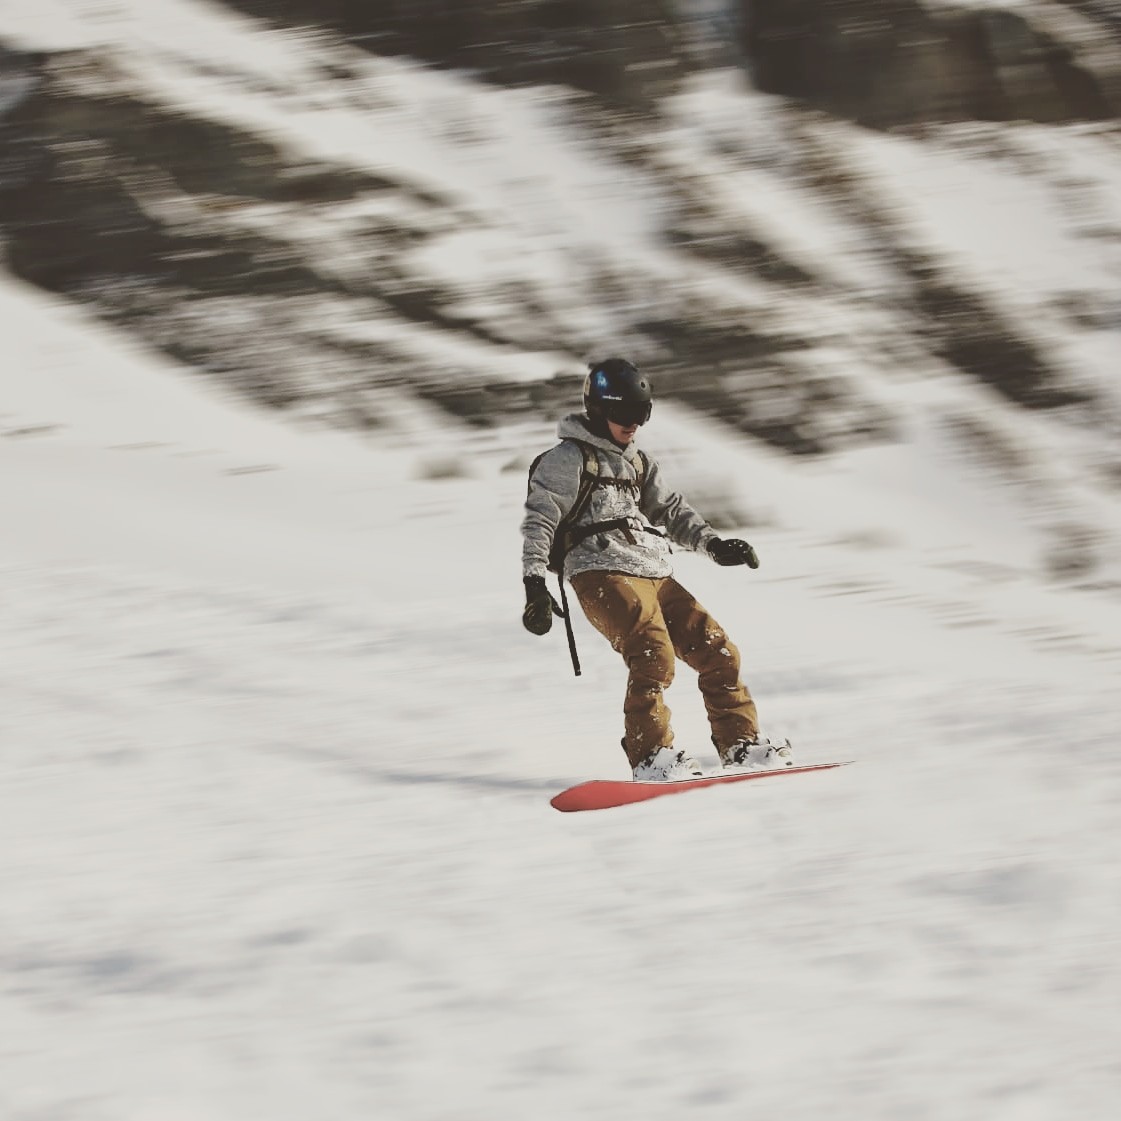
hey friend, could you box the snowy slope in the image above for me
[3,2,1121,1119]
[4,269,1121,1121]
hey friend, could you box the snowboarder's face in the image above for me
[607,419,639,445]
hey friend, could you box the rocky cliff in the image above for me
[1,4,1118,456]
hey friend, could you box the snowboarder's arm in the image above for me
[639,456,720,554]
[521,441,584,579]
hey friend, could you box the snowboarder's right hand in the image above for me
[523,575,564,635]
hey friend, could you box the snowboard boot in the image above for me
[722,736,793,771]
[632,746,705,782]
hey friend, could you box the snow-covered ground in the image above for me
[4,2,1121,1119]
[5,275,1121,1120]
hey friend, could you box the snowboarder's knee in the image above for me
[625,638,675,688]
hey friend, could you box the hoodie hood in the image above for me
[557,413,640,460]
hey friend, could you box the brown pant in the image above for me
[571,571,759,767]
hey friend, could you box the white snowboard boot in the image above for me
[723,736,794,771]
[633,746,705,782]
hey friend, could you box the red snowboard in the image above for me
[550,761,852,813]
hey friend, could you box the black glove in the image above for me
[708,538,759,569]
[522,575,564,635]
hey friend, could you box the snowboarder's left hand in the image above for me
[708,538,760,569]
[523,575,564,635]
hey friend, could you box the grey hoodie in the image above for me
[522,413,720,582]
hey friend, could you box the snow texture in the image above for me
[2,2,1121,1120]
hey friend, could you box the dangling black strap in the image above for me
[556,573,581,677]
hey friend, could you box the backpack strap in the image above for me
[526,439,597,575]
[559,443,662,552]
[537,439,659,570]
[635,448,649,499]
[525,439,650,679]
[525,439,596,677]
[566,440,601,531]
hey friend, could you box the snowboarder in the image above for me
[521,357,792,781]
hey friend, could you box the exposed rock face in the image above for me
[222,0,683,108]
[1,8,1116,454]
[744,0,1121,127]
[0,46,476,418]
[221,1,1121,126]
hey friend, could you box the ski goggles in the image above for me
[602,399,652,427]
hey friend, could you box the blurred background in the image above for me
[2,0,1118,464]
[3,4,1121,1120]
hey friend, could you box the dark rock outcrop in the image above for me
[216,2,1121,126]
[221,0,682,108]
[743,0,1120,127]
[0,12,1110,451]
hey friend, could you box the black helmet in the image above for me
[583,358,653,428]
